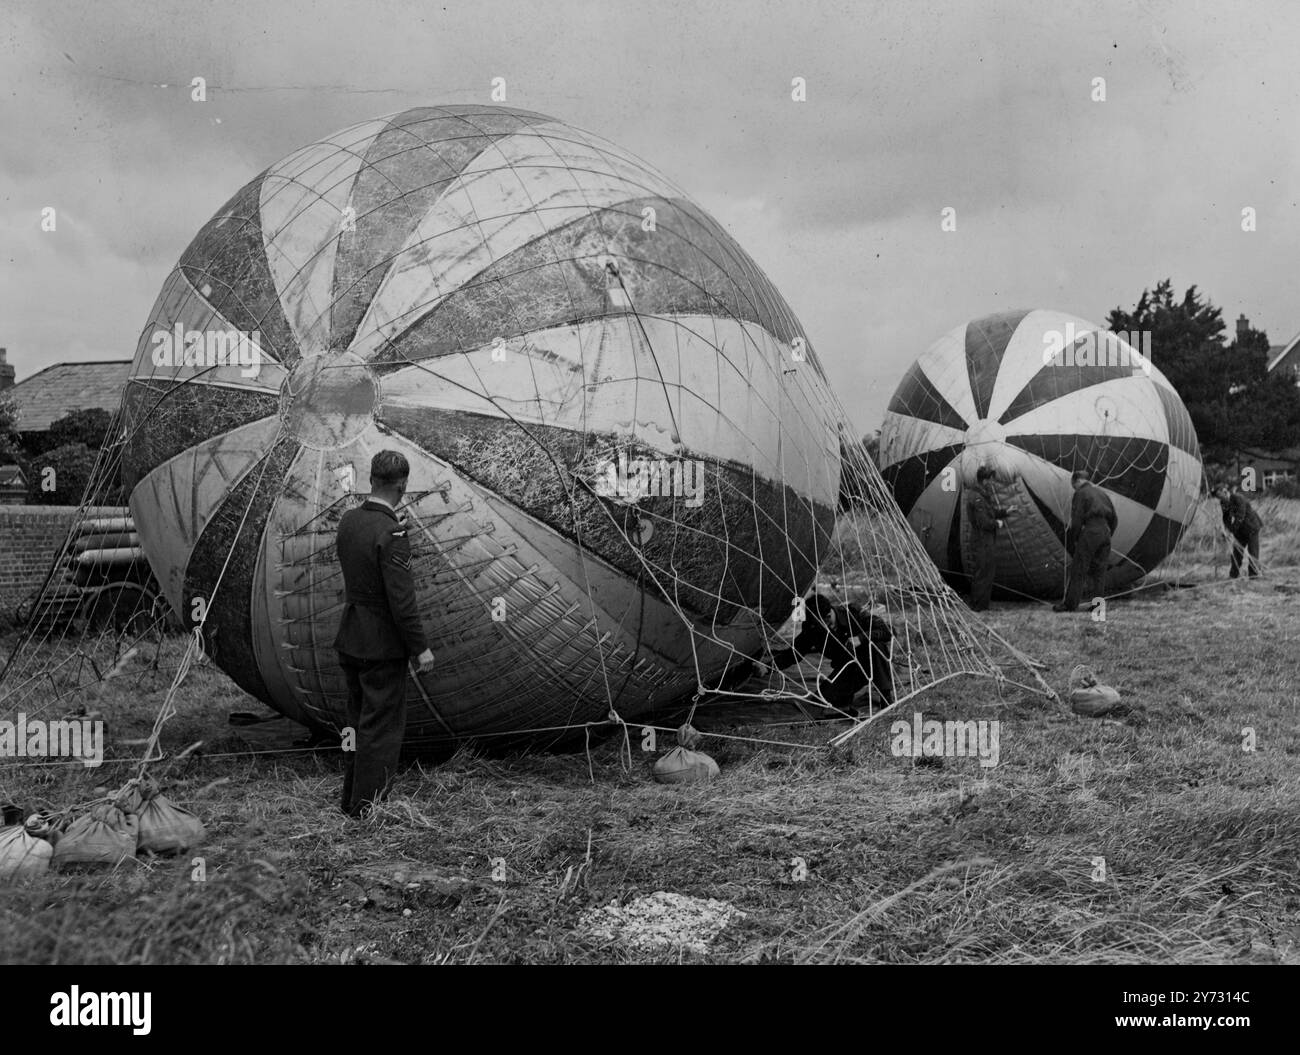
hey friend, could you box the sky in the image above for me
[2,0,1297,433]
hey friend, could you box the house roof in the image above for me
[1238,445,1300,466]
[0,464,27,486]
[5,360,133,432]
[1267,332,1300,373]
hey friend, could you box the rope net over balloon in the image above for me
[0,105,1058,775]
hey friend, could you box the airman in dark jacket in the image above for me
[334,451,435,818]
[1214,484,1261,578]
[965,465,1013,612]
[1055,470,1117,612]
[766,595,894,718]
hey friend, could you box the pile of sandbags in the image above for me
[652,723,720,784]
[1,778,206,881]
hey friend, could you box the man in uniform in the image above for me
[965,464,1014,612]
[1214,483,1262,578]
[1054,469,1118,612]
[334,450,436,818]
[762,594,894,718]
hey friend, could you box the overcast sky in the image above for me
[2,0,1297,432]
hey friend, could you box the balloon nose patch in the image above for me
[964,418,1008,448]
[280,351,378,450]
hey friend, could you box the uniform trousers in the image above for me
[338,653,409,817]
[1063,521,1112,610]
[969,531,997,611]
[1229,529,1261,578]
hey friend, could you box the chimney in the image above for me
[0,348,14,391]
[1236,314,1250,341]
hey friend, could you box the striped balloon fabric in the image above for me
[119,104,844,745]
[878,309,1203,601]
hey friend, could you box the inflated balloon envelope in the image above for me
[119,104,844,749]
[879,309,1203,601]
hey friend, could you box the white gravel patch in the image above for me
[577,891,746,954]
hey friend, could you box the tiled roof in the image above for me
[1267,333,1300,374]
[5,360,133,432]
[1238,445,1300,465]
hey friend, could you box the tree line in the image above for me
[0,404,121,505]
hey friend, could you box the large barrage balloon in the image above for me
[121,105,841,745]
[878,309,1202,601]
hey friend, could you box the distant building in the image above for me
[0,354,133,441]
[1220,317,1300,489]
[1234,445,1300,490]
[1224,314,1300,382]
[0,463,27,504]
[1266,329,1300,381]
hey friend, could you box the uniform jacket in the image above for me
[770,599,893,680]
[1221,492,1261,536]
[965,483,1011,536]
[333,499,429,661]
[1066,482,1117,549]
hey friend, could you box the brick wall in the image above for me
[0,506,127,617]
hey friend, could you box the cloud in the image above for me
[2,0,1299,436]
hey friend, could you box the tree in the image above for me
[26,407,125,502]
[0,395,21,466]
[25,442,98,505]
[30,407,115,456]
[1108,280,1300,460]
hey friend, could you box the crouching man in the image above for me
[1214,483,1262,578]
[763,595,894,718]
[334,451,436,818]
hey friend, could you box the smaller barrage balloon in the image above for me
[878,309,1203,600]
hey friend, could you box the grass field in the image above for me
[1,511,1298,964]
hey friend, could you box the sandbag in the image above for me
[136,789,206,854]
[52,803,138,868]
[652,723,719,784]
[113,782,145,815]
[653,747,720,784]
[0,824,53,880]
[1067,664,1122,717]
[1070,684,1122,717]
